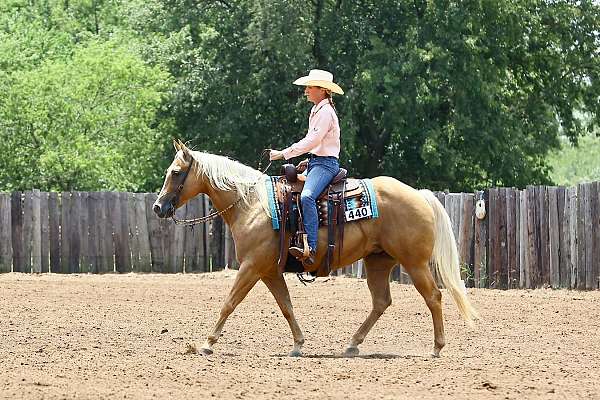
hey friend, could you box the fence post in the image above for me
[79,192,90,273]
[506,188,517,289]
[127,193,139,272]
[210,215,225,271]
[48,192,60,273]
[59,192,70,274]
[576,183,586,289]
[0,193,12,273]
[145,193,164,273]
[568,187,578,289]
[459,193,474,286]
[171,202,185,273]
[11,192,24,272]
[539,187,550,287]
[22,191,34,273]
[584,183,594,289]
[31,189,42,273]
[473,190,488,288]
[135,193,152,273]
[593,182,600,289]
[68,192,81,274]
[183,200,198,273]
[519,189,528,289]
[40,191,49,273]
[202,196,211,272]
[548,187,560,288]
[557,187,569,288]
[589,182,600,289]
[487,188,498,288]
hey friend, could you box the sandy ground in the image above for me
[1,271,599,400]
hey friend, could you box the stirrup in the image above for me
[301,233,310,259]
[289,233,311,260]
[296,272,316,285]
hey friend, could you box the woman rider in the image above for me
[270,69,343,266]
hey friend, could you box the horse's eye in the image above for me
[172,170,181,176]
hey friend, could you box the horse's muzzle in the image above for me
[153,199,175,219]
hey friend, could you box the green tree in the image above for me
[2,0,599,192]
[136,0,599,191]
[548,133,600,186]
[0,39,173,191]
[0,0,175,191]
[122,0,314,162]
[327,0,599,190]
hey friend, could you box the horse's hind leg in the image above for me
[262,273,305,357]
[344,253,395,357]
[404,263,445,357]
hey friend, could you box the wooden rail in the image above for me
[0,184,598,290]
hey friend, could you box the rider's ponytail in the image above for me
[326,90,338,115]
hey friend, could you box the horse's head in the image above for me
[153,139,202,218]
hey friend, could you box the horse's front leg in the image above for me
[261,273,305,357]
[200,262,260,355]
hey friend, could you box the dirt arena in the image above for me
[1,271,599,400]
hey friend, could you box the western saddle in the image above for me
[272,162,365,277]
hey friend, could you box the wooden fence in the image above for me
[0,183,598,290]
[0,191,235,274]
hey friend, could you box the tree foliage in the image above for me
[548,134,600,186]
[0,1,173,191]
[135,0,599,191]
[1,0,599,192]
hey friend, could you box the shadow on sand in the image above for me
[273,353,431,360]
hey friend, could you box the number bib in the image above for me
[345,205,373,222]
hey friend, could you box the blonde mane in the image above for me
[188,151,271,216]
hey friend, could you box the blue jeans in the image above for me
[301,156,340,251]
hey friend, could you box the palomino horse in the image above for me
[153,140,478,357]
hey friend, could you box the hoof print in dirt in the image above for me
[184,343,198,355]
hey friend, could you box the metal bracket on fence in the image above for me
[475,190,486,220]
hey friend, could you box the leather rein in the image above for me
[171,151,272,227]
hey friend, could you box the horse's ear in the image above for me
[173,139,181,151]
[179,141,192,162]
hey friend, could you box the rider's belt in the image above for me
[308,153,338,159]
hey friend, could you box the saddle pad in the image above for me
[265,175,281,230]
[264,176,379,230]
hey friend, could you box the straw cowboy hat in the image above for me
[293,69,344,95]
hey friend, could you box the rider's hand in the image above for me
[296,159,308,173]
[269,149,284,161]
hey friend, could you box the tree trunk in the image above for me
[311,0,327,68]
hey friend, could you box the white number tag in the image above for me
[345,205,372,222]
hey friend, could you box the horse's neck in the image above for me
[204,184,254,232]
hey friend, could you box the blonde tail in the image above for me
[420,189,479,323]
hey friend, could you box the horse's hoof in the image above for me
[431,349,441,358]
[288,349,302,357]
[343,347,359,357]
[199,347,213,356]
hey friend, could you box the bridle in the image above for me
[171,157,194,209]
[170,150,272,227]
[170,156,241,226]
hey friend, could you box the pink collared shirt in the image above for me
[282,98,340,160]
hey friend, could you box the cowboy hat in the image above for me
[293,69,344,95]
